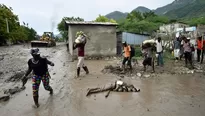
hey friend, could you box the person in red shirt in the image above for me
[196,36,205,63]
[73,36,89,77]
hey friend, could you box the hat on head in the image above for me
[30,48,40,55]
[122,41,127,44]
[187,37,191,40]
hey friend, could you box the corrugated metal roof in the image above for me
[65,21,118,26]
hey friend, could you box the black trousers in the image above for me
[197,49,204,63]
[184,52,192,66]
[122,57,131,66]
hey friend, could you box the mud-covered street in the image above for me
[1,43,205,116]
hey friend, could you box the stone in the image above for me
[144,75,150,78]
[137,73,142,77]
[0,95,10,102]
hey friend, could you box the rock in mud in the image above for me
[0,94,10,102]
[144,75,151,78]
[0,72,3,75]
[4,86,23,95]
[6,71,25,82]
[137,73,142,77]
[0,55,4,61]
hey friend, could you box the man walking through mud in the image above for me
[183,37,194,69]
[173,37,181,62]
[73,33,89,77]
[21,48,54,108]
[122,41,132,73]
[142,43,155,73]
[156,37,164,66]
[196,36,205,64]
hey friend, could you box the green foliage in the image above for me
[57,17,84,41]
[118,11,168,34]
[186,17,205,26]
[95,15,117,23]
[0,4,37,45]
[165,0,205,19]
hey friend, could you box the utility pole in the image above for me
[5,18,9,33]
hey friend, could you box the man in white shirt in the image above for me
[156,37,164,66]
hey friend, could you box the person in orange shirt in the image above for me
[122,42,132,73]
[196,36,205,63]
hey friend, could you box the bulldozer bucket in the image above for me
[31,41,49,47]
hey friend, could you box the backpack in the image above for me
[130,46,135,57]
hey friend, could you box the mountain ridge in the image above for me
[105,0,204,20]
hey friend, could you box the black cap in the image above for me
[30,48,40,55]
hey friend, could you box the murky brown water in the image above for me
[0,43,205,116]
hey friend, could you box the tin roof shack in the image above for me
[116,32,150,55]
[65,21,118,58]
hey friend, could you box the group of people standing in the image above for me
[122,37,164,73]
[173,35,205,68]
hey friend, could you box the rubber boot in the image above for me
[83,66,89,74]
[122,65,125,74]
[33,96,40,108]
[77,67,80,77]
[49,88,53,95]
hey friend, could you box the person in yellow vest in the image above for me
[122,41,132,73]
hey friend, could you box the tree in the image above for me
[95,15,117,23]
[95,15,109,22]
[57,17,84,41]
[0,4,37,45]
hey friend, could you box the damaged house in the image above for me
[65,21,118,58]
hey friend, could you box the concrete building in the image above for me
[159,23,189,34]
[65,21,118,57]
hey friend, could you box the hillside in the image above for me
[164,0,205,19]
[105,11,128,20]
[132,6,151,13]
[105,0,204,20]
[154,0,195,15]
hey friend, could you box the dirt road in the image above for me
[0,43,205,116]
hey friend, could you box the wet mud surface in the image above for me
[0,43,205,116]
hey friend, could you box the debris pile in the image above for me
[4,86,25,95]
[0,86,25,102]
[86,80,140,98]
[85,56,119,60]
[101,65,122,74]
[5,71,25,82]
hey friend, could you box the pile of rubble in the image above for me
[85,56,120,60]
[0,86,25,102]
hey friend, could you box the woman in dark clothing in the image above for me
[21,48,54,108]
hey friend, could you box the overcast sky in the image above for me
[1,0,174,35]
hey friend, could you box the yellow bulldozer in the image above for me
[31,32,56,47]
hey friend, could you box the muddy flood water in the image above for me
[0,43,205,116]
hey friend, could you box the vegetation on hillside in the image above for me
[165,0,205,19]
[117,11,169,34]
[0,4,37,45]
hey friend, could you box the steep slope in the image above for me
[165,0,205,18]
[105,11,128,20]
[154,0,195,15]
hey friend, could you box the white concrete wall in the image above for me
[68,25,117,57]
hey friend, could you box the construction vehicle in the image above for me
[31,32,56,47]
